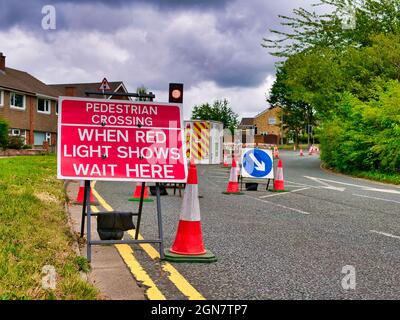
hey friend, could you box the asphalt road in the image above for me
[95,150,400,299]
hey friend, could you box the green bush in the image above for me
[7,136,24,150]
[0,118,8,150]
[320,81,400,175]
[22,144,32,150]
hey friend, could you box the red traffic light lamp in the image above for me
[169,83,184,103]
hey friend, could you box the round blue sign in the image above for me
[243,149,273,178]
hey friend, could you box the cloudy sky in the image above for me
[0,0,316,120]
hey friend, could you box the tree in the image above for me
[135,85,151,101]
[268,64,315,146]
[0,118,8,150]
[263,0,400,57]
[191,99,239,134]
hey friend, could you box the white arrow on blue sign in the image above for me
[241,148,274,179]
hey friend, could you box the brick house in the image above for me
[0,53,60,146]
[238,106,283,145]
[0,52,129,147]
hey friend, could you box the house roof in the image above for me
[254,105,281,118]
[49,81,126,97]
[0,67,61,98]
[239,117,255,126]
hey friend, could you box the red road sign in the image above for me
[57,97,187,182]
[99,78,111,91]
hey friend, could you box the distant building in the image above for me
[238,105,283,145]
[0,52,129,147]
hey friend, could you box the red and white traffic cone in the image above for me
[223,153,229,167]
[273,159,286,192]
[308,146,313,155]
[223,158,243,195]
[274,146,280,159]
[75,180,98,205]
[128,182,154,202]
[299,149,304,157]
[164,161,217,262]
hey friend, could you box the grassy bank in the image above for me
[322,163,400,186]
[0,155,98,300]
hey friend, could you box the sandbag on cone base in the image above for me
[164,249,217,263]
[128,185,154,202]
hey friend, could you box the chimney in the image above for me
[0,53,5,72]
[65,86,77,96]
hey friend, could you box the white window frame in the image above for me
[55,101,58,115]
[268,117,277,125]
[11,129,20,136]
[0,90,4,107]
[10,92,26,110]
[37,98,51,115]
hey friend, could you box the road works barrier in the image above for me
[164,160,217,263]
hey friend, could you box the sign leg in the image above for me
[155,183,165,260]
[80,181,88,238]
[85,180,92,262]
[134,182,146,240]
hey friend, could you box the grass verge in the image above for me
[321,163,400,185]
[0,155,98,300]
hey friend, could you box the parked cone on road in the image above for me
[128,182,154,202]
[164,160,217,263]
[299,149,304,157]
[75,180,98,205]
[223,158,243,195]
[293,145,297,152]
[274,146,280,159]
[223,152,229,167]
[273,159,286,192]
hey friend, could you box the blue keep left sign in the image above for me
[241,148,274,179]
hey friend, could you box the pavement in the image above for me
[76,150,400,299]
[66,181,145,300]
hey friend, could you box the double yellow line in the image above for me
[91,186,205,300]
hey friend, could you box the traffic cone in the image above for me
[293,145,297,152]
[74,180,98,205]
[273,159,286,192]
[274,146,280,159]
[223,152,229,167]
[164,161,217,263]
[128,182,154,202]
[308,146,313,155]
[223,158,243,195]
[299,149,304,157]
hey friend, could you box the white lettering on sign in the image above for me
[58,97,187,182]
[125,164,174,179]
[73,163,118,176]
[64,145,112,158]
[78,128,129,143]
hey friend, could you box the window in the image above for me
[0,90,3,107]
[10,129,20,136]
[10,92,26,110]
[268,117,276,125]
[37,98,51,114]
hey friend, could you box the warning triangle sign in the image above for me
[99,78,111,91]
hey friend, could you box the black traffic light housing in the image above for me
[169,83,184,103]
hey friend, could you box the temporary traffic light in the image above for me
[169,83,184,103]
